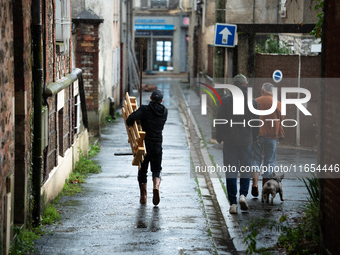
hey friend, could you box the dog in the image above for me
[262,174,284,204]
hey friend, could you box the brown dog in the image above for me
[262,174,284,204]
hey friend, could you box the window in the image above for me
[150,0,168,9]
[151,0,168,8]
[55,0,71,54]
[140,0,169,9]
[141,0,148,8]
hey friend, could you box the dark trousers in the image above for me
[138,142,162,183]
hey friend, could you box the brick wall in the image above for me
[74,21,101,136]
[319,0,340,254]
[45,0,74,178]
[0,0,15,251]
[255,54,321,147]
[13,0,32,227]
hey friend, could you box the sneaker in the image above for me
[239,195,249,210]
[229,204,238,214]
[251,186,259,197]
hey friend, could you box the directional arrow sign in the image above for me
[219,27,232,43]
[214,23,237,47]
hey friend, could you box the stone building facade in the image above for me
[0,0,90,253]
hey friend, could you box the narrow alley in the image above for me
[35,77,226,254]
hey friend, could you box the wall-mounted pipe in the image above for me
[42,0,49,184]
[296,54,301,147]
[277,0,279,23]
[253,0,255,23]
[179,0,184,11]
[31,0,43,227]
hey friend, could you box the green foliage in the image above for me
[310,0,324,40]
[278,175,320,254]
[255,34,292,54]
[11,144,102,254]
[62,145,102,196]
[115,111,121,118]
[244,176,320,254]
[299,174,319,204]
[41,204,61,225]
[61,181,83,196]
[10,226,45,255]
[88,144,100,159]
[105,115,114,124]
[74,155,101,176]
[75,147,102,177]
[243,216,286,254]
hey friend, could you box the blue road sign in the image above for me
[214,23,237,47]
[273,70,283,83]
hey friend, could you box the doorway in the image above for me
[135,38,148,72]
[153,39,173,71]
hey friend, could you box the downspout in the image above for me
[277,0,279,23]
[253,0,255,23]
[32,0,43,227]
[42,0,49,184]
[296,54,301,147]
[120,0,124,105]
[126,0,130,93]
[179,0,184,11]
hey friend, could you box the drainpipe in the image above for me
[42,0,49,184]
[253,0,255,23]
[277,0,279,24]
[120,0,124,105]
[296,54,301,147]
[126,0,130,93]
[32,0,43,226]
[179,0,184,11]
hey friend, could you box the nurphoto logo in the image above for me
[199,83,312,128]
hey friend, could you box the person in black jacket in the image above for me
[126,90,168,205]
[216,74,260,214]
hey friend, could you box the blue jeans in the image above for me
[252,136,278,179]
[223,143,252,205]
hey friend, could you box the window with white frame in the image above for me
[55,0,71,54]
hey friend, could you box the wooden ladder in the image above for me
[122,92,146,168]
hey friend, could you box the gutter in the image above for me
[45,68,88,130]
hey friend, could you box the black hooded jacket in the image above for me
[126,101,168,144]
[216,85,260,146]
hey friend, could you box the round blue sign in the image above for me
[273,70,283,83]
